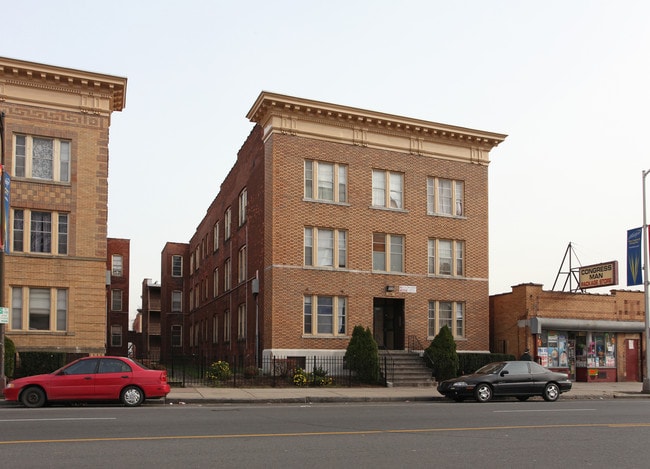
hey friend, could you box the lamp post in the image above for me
[643,169,650,393]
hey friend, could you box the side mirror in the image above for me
[500,370,509,377]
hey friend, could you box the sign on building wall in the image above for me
[579,261,619,289]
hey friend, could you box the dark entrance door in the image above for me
[372,298,405,350]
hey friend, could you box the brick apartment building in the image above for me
[163,92,506,366]
[490,283,645,382]
[0,57,126,356]
[160,242,188,359]
[106,238,130,356]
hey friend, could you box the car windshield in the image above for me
[475,362,506,375]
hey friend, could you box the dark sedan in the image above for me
[4,356,171,408]
[437,361,572,403]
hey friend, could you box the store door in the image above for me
[372,298,405,350]
[626,339,640,382]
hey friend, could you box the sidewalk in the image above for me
[163,381,650,405]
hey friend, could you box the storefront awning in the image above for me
[519,317,645,335]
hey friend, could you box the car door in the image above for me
[93,358,134,399]
[492,362,533,396]
[46,358,99,400]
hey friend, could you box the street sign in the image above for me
[0,307,8,324]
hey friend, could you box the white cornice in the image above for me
[246,91,507,164]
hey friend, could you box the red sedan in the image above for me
[4,356,171,407]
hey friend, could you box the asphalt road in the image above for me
[1,400,649,468]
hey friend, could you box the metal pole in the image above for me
[0,111,6,393]
[642,169,650,393]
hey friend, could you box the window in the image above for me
[213,221,220,251]
[372,170,403,209]
[99,358,130,373]
[238,246,247,283]
[14,134,71,182]
[58,214,68,255]
[224,208,232,240]
[212,315,218,344]
[428,301,465,338]
[304,227,347,268]
[427,177,464,216]
[213,268,219,297]
[373,233,404,273]
[10,287,68,332]
[237,303,247,340]
[111,325,122,347]
[428,239,464,276]
[11,287,22,330]
[224,310,231,342]
[56,289,67,331]
[112,255,123,276]
[31,212,51,253]
[239,188,248,226]
[303,295,346,336]
[111,289,123,311]
[172,255,183,277]
[304,160,348,203]
[172,324,183,347]
[171,290,182,312]
[30,288,50,330]
[224,258,231,290]
[13,210,24,252]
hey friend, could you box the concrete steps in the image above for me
[380,350,435,387]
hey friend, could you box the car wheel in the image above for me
[516,396,530,401]
[543,383,560,402]
[474,383,493,403]
[21,387,46,408]
[120,386,144,407]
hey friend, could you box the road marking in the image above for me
[0,418,116,423]
[1,422,650,445]
[494,409,596,413]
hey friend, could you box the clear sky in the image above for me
[3,0,649,321]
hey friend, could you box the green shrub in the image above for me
[206,360,232,383]
[425,325,458,381]
[4,336,15,378]
[457,352,516,375]
[15,352,66,377]
[344,325,380,384]
[292,367,308,386]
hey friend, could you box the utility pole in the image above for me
[642,169,650,393]
[0,111,6,393]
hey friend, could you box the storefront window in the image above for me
[588,332,616,368]
[537,331,569,368]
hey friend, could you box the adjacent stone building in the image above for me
[1,56,126,355]
[167,92,506,365]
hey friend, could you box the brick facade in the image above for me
[490,283,645,382]
[106,238,130,356]
[163,92,505,364]
[1,57,126,355]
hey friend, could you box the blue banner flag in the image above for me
[627,227,643,286]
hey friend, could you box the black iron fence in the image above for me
[139,354,393,388]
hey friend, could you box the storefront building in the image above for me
[490,283,645,383]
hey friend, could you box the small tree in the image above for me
[425,325,458,382]
[344,325,380,384]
